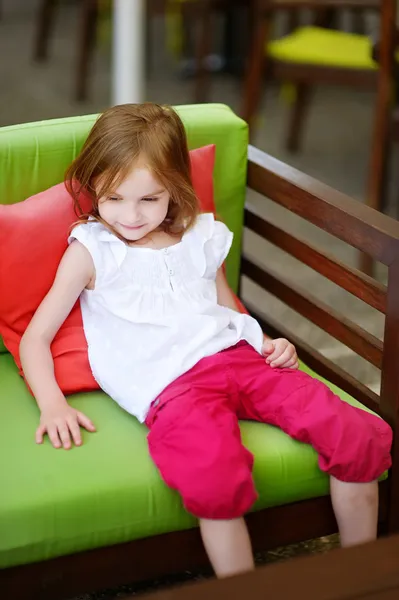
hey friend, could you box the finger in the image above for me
[262,341,274,355]
[56,424,72,450]
[77,412,96,432]
[35,424,46,444]
[281,356,299,369]
[47,425,62,449]
[268,343,295,365]
[265,345,285,364]
[67,418,82,446]
[270,348,294,368]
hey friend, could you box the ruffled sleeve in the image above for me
[187,213,233,278]
[68,222,105,283]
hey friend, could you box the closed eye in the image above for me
[107,196,121,202]
[141,197,158,202]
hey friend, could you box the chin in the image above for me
[117,225,147,239]
[123,232,147,242]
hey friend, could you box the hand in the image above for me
[262,338,298,370]
[36,402,96,450]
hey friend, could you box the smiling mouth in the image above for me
[121,224,145,230]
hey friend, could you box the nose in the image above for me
[125,203,141,225]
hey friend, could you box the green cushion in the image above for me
[268,27,377,70]
[0,353,387,568]
[0,103,248,350]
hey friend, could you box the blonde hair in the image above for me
[65,103,200,239]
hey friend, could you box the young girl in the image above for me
[20,103,392,579]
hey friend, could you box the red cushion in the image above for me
[0,144,221,394]
[233,295,249,315]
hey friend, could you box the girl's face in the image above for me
[97,162,170,243]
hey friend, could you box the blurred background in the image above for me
[0,0,397,418]
[0,1,389,202]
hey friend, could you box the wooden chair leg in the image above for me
[33,0,58,61]
[75,0,98,102]
[350,9,366,34]
[380,125,394,216]
[361,117,393,283]
[392,108,399,220]
[286,13,300,34]
[240,12,271,132]
[193,1,212,103]
[285,83,312,154]
[314,7,336,29]
[360,0,396,276]
[361,119,391,277]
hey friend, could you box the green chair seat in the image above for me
[0,353,387,568]
[268,26,378,70]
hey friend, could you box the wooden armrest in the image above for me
[247,146,399,265]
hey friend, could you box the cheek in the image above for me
[98,202,119,221]
[158,198,170,219]
[145,200,169,221]
[159,202,170,220]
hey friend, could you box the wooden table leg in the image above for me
[34,0,58,61]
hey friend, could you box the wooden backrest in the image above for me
[259,0,383,28]
[243,146,399,434]
[265,1,381,9]
[274,0,382,30]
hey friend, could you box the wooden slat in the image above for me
[271,61,377,89]
[145,520,399,600]
[244,208,387,313]
[212,0,380,8]
[244,300,380,414]
[247,146,399,266]
[380,261,399,532]
[241,257,383,368]
[271,0,380,8]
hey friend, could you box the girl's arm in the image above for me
[215,267,244,313]
[216,268,298,369]
[216,267,268,334]
[20,241,95,449]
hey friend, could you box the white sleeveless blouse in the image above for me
[69,213,263,422]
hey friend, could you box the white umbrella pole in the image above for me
[112,0,145,105]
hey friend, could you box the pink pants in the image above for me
[145,342,392,519]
